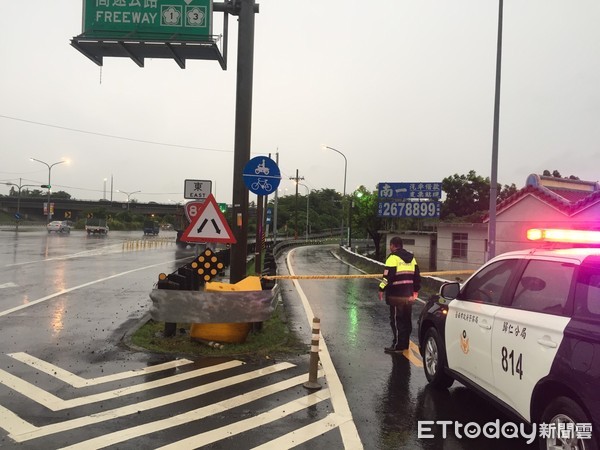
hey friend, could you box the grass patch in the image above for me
[129,305,307,360]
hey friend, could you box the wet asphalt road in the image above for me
[0,228,535,449]
[278,245,535,450]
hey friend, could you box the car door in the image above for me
[446,258,521,394]
[492,257,575,421]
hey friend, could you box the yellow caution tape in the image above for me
[261,270,473,280]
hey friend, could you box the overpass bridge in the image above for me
[0,197,182,222]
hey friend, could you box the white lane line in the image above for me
[287,248,364,449]
[0,360,246,411]
[0,257,190,318]
[251,412,347,450]
[10,363,301,443]
[153,389,332,450]
[56,370,322,450]
[5,245,126,267]
[0,282,17,289]
[7,353,194,388]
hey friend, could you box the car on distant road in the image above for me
[418,227,600,450]
[143,221,160,236]
[47,220,71,234]
[85,218,109,235]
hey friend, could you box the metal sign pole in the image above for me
[230,0,256,283]
[254,195,263,275]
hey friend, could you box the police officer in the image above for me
[378,236,421,353]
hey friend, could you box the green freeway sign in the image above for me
[83,0,212,40]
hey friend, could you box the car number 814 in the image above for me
[378,201,440,218]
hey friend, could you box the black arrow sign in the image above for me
[211,219,221,234]
[197,218,209,233]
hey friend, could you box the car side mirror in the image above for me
[520,276,546,292]
[440,282,460,300]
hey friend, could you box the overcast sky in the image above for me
[1,1,599,205]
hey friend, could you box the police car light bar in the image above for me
[527,228,600,244]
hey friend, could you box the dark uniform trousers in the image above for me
[388,301,412,350]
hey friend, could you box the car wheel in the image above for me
[540,396,597,450]
[423,327,454,389]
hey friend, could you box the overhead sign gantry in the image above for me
[72,0,260,283]
[72,0,227,69]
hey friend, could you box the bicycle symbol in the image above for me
[251,178,272,192]
[255,159,270,175]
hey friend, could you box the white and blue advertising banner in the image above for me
[377,181,442,218]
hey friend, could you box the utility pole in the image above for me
[289,169,304,239]
[273,152,279,244]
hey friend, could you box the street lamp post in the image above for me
[3,178,38,232]
[30,158,67,224]
[298,183,310,241]
[487,0,503,261]
[324,145,347,246]
[117,190,141,211]
[348,191,363,249]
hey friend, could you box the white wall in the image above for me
[436,223,487,271]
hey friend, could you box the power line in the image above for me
[0,114,232,154]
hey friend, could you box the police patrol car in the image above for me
[418,228,600,450]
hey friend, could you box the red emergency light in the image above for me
[527,228,600,244]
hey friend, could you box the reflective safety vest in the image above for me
[379,253,419,297]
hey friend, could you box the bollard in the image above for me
[303,317,322,390]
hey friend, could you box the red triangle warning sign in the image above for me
[180,194,236,244]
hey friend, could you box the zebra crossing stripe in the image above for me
[7,352,194,387]
[0,360,246,411]
[56,371,324,450]
[8,362,300,443]
[251,412,347,449]
[0,404,37,436]
[154,389,332,450]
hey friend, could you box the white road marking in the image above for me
[56,370,323,450]
[0,360,246,411]
[7,352,194,387]
[5,244,126,267]
[0,257,190,318]
[0,404,37,436]
[286,248,364,449]
[0,282,17,289]
[251,412,348,450]
[8,362,299,443]
[154,389,332,450]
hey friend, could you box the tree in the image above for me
[441,170,490,219]
[8,188,71,199]
[441,170,517,220]
[267,188,343,238]
[350,186,386,260]
[543,169,580,180]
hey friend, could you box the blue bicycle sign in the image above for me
[251,178,272,192]
[243,156,281,196]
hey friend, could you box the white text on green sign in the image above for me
[83,0,212,40]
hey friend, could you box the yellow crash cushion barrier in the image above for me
[204,275,262,292]
[190,276,263,344]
